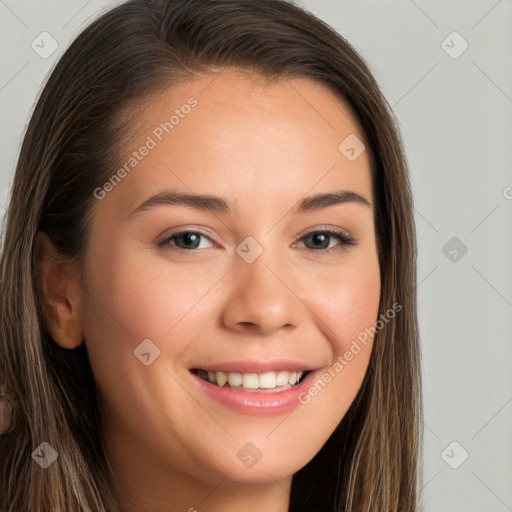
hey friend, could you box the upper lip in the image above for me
[190,359,317,374]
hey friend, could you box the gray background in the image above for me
[1,1,511,510]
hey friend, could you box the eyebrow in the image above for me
[128,189,371,217]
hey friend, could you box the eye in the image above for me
[155,228,356,253]
[296,229,356,252]
[156,230,214,251]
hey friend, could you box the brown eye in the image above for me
[299,230,355,252]
[157,231,214,251]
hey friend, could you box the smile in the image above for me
[192,369,309,392]
[188,360,319,415]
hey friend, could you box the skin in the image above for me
[36,69,381,512]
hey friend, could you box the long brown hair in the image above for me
[0,1,422,510]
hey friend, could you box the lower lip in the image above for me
[190,371,315,416]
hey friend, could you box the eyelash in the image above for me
[155,228,356,254]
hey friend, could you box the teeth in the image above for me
[216,371,228,387]
[202,370,305,390]
[259,371,277,389]
[276,371,289,386]
[227,372,242,387]
[242,373,259,389]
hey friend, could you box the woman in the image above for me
[0,0,421,510]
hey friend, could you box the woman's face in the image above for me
[76,70,380,498]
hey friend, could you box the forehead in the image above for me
[100,69,372,218]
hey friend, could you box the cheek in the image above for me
[302,250,380,408]
[311,251,381,354]
[287,284,379,462]
[79,234,233,394]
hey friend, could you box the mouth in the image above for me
[190,369,310,393]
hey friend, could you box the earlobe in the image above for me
[34,232,84,349]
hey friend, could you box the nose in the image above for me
[221,248,304,336]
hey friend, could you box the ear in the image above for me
[34,232,84,349]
